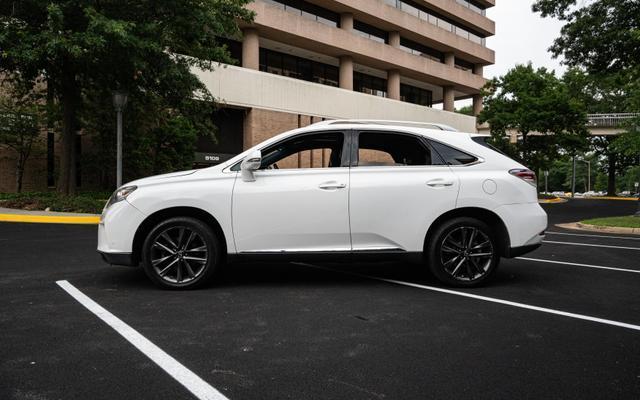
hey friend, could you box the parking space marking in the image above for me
[543,240,640,251]
[546,231,640,241]
[515,257,640,274]
[56,280,229,400]
[298,264,640,333]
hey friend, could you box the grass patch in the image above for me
[0,191,111,214]
[538,193,558,200]
[581,216,640,229]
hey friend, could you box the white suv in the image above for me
[98,120,547,289]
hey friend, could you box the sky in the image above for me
[485,0,567,79]
[449,0,567,108]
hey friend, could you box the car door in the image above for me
[348,130,460,253]
[232,130,352,253]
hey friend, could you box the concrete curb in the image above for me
[0,207,100,225]
[539,197,568,204]
[579,196,639,201]
[556,222,640,236]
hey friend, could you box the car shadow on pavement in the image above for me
[91,260,526,292]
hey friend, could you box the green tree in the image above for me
[532,0,640,74]
[0,82,46,192]
[455,105,473,116]
[534,0,640,198]
[478,63,589,172]
[0,0,253,194]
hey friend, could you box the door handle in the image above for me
[318,181,347,190]
[426,179,454,187]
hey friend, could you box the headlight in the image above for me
[105,185,137,209]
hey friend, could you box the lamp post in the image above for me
[112,91,128,188]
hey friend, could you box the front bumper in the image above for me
[98,200,147,265]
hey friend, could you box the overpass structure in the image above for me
[477,113,639,136]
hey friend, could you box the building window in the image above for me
[354,72,387,98]
[455,0,486,16]
[353,20,389,44]
[401,84,433,107]
[383,0,487,46]
[261,0,339,27]
[399,37,444,63]
[454,58,475,72]
[259,48,339,87]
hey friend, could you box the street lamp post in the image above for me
[112,91,128,188]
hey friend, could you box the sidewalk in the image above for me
[0,207,100,225]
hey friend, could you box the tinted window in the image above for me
[259,131,345,170]
[356,132,443,166]
[429,140,477,165]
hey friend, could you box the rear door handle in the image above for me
[319,181,347,190]
[426,179,454,187]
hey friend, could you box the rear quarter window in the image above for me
[429,140,478,166]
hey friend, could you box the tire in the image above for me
[426,217,500,287]
[141,217,221,290]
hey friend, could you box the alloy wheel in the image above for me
[150,226,209,284]
[440,226,494,282]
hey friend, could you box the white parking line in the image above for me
[515,257,640,274]
[543,240,640,251]
[547,231,640,241]
[56,280,229,400]
[297,264,640,333]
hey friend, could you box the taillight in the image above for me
[509,168,537,187]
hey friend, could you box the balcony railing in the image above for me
[383,0,486,46]
[456,0,486,16]
[587,113,639,128]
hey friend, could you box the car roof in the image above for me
[311,119,459,132]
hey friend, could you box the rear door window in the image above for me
[355,131,444,167]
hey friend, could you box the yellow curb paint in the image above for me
[538,197,566,204]
[0,214,100,225]
[586,196,639,201]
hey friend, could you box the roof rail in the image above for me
[310,119,458,132]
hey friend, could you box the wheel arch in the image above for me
[132,206,228,266]
[424,207,511,257]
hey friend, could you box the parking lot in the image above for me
[1,198,639,400]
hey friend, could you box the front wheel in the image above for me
[141,217,221,290]
[427,217,500,287]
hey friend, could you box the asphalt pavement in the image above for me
[1,198,639,400]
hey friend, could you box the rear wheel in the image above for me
[141,217,221,290]
[427,217,500,287]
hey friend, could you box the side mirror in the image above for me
[240,150,262,182]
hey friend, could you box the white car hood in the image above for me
[127,169,199,186]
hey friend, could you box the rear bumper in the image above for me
[98,251,136,267]
[504,242,542,258]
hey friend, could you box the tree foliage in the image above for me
[0,80,46,192]
[532,0,640,74]
[0,0,253,193]
[478,63,589,172]
[533,0,640,157]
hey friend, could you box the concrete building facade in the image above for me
[195,0,495,163]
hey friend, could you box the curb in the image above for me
[580,196,639,201]
[539,197,567,204]
[0,211,100,225]
[556,222,640,236]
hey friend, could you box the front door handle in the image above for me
[318,181,347,190]
[426,179,454,187]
